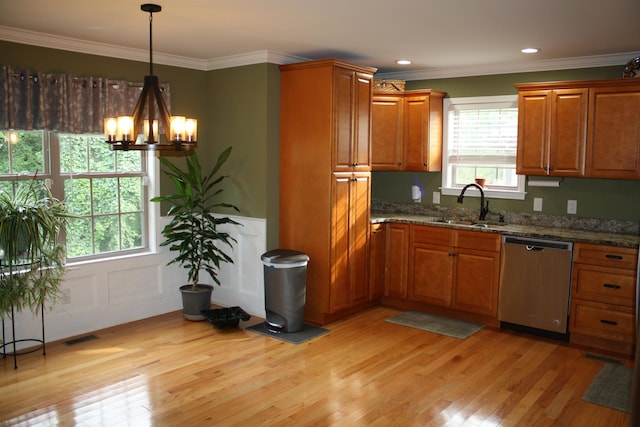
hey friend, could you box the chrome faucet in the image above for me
[457,183,489,221]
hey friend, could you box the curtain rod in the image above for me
[8,72,153,90]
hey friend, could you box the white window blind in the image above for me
[442,96,525,199]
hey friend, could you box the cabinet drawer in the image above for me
[573,243,638,270]
[573,263,636,306]
[411,225,454,246]
[571,300,635,344]
[456,230,501,252]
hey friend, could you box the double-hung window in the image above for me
[441,95,525,200]
[0,130,149,261]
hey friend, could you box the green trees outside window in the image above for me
[0,130,148,260]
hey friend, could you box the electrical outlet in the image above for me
[432,192,441,204]
[567,200,577,214]
[533,198,543,212]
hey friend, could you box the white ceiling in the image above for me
[1,0,639,79]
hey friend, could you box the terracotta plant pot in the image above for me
[474,178,486,188]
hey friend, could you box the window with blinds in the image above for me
[442,96,525,200]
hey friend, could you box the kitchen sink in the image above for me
[431,218,506,228]
[432,219,475,225]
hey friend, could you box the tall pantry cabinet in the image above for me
[279,59,377,325]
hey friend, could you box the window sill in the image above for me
[440,187,526,201]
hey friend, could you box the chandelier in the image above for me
[104,4,197,151]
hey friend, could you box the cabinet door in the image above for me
[384,223,409,299]
[330,173,352,312]
[403,94,443,171]
[517,89,588,176]
[330,172,370,312]
[354,73,372,171]
[333,68,372,172]
[371,94,403,170]
[517,90,550,175]
[587,86,640,179]
[369,223,386,301]
[409,243,454,306]
[549,89,588,176]
[349,173,371,305]
[452,248,500,316]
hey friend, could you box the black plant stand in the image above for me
[0,259,48,369]
[1,303,46,369]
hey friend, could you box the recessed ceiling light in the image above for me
[396,59,412,65]
[521,48,539,54]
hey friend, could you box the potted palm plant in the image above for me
[0,177,71,320]
[152,147,240,321]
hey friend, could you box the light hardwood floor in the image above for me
[1,306,632,426]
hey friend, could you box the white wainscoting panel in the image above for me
[209,215,267,318]
[2,215,266,351]
[108,265,163,305]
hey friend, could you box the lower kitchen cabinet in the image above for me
[384,223,410,299]
[410,241,454,306]
[329,172,371,313]
[452,246,501,316]
[570,242,638,357]
[369,223,386,302]
[408,225,501,317]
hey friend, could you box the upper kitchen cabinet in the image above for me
[587,85,640,179]
[371,90,446,171]
[279,59,377,325]
[516,79,640,180]
[280,59,375,175]
[371,94,403,170]
[333,66,374,172]
[516,88,588,176]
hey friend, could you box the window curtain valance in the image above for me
[0,66,171,134]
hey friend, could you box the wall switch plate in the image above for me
[432,192,441,204]
[533,197,543,211]
[567,200,577,214]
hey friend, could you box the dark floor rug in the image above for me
[246,322,329,344]
[385,310,484,339]
[582,363,632,412]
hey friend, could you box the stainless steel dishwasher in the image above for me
[498,236,573,340]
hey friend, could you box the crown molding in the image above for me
[205,51,309,70]
[0,25,210,70]
[376,52,636,80]
[0,26,308,71]
[1,25,635,77]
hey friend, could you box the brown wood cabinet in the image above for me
[384,223,410,299]
[334,67,373,173]
[279,59,376,325]
[371,90,445,171]
[570,242,638,357]
[587,86,640,179]
[330,172,371,312]
[408,225,501,317]
[516,79,640,180]
[516,89,587,176]
[371,95,403,170]
[369,223,386,302]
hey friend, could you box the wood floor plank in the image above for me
[1,306,633,426]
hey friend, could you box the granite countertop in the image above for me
[371,212,640,249]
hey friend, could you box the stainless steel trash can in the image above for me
[261,249,309,333]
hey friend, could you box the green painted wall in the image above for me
[206,63,281,247]
[374,66,640,222]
